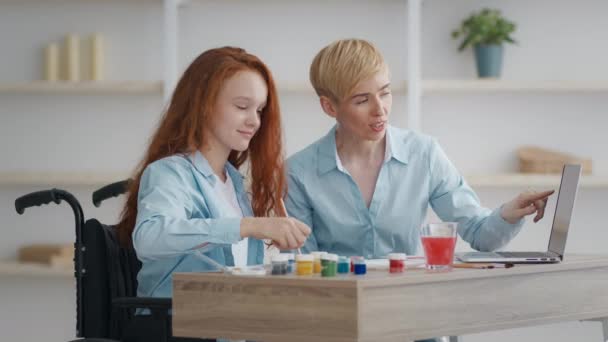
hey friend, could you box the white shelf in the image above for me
[0,81,163,95]
[466,173,608,188]
[2,171,607,189]
[423,80,608,94]
[0,261,72,278]
[277,81,408,94]
[0,171,130,186]
[1,80,403,96]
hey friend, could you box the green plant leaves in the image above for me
[452,8,517,52]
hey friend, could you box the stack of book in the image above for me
[18,244,73,269]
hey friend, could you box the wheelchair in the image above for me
[15,180,212,342]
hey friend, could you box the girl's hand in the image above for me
[241,217,311,250]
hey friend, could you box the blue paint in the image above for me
[287,259,295,273]
[354,263,367,275]
[337,261,350,274]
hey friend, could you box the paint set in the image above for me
[269,252,410,277]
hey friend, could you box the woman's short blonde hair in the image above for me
[309,39,387,103]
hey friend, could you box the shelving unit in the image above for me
[411,2,607,198]
[4,79,608,96]
[423,79,608,94]
[0,1,604,192]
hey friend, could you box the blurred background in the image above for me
[1,0,606,341]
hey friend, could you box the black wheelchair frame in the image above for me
[14,180,208,342]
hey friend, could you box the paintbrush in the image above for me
[453,263,514,269]
[279,199,301,255]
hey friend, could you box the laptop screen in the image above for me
[548,164,582,258]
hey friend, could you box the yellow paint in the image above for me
[296,260,313,276]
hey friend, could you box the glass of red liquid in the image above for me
[421,222,457,271]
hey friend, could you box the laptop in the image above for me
[456,164,582,264]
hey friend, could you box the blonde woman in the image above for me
[285,39,552,264]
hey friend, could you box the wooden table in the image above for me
[173,254,608,342]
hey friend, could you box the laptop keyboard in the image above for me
[497,252,550,258]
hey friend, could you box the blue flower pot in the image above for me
[474,44,503,78]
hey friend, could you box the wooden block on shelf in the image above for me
[18,244,74,265]
[517,146,592,174]
[58,244,73,257]
[50,255,74,269]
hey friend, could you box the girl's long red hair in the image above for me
[117,47,286,247]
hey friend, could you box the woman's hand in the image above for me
[501,189,555,224]
[240,217,311,250]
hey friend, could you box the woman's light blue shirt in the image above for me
[285,125,523,258]
[133,151,264,298]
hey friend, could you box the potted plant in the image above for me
[451,8,516,78]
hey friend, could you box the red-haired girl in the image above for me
[118,47,311,298]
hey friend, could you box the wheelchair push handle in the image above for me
[15,189,62,215]
[92,179,131,207]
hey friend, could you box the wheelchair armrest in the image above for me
[112,297,172,310]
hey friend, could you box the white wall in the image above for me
[0,0,606,341]
[0,276,75,342]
